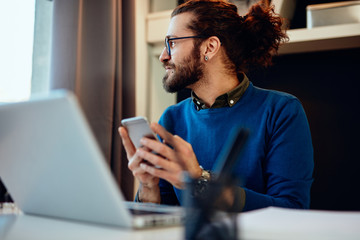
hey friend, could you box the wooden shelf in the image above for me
[146,11,360,55]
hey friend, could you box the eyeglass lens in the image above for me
[165,37,171,56]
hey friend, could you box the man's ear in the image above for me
[202,36,221,61]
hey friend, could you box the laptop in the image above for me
[0,90,184,228]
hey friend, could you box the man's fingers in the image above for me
[140,163,184,189]
[140,139,174,161]
[118,126,136,158]
[150,123,189,152]
[150,122,178,147]
[128,149,151,171]
[137,148,173,170]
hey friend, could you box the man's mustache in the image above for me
[163,63,175,69]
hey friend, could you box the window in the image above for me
[0,0,35,102]
[0,0,53,103]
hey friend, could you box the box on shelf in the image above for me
[307,1,360,28]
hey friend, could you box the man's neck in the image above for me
[189,47,241,107]
[190,73,240,108]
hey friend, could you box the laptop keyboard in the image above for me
[129,208,168,216]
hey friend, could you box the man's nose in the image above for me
[159,47,170,62]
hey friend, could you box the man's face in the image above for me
[159,13,204,93]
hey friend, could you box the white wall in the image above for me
[136,1,176,123]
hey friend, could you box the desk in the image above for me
[1,207,360,240]
[0,214,184,240]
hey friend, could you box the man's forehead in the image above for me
[166,12,194,37]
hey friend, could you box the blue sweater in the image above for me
[158,82,314,211]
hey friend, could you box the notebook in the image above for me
[0,90,184,228]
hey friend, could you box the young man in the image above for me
[119,0,314,212]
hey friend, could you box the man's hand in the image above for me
[118,126,160,203]
[136,122,202,189]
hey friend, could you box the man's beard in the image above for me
[162,47,204,93]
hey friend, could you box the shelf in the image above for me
[279,23,360,54]
[146,11,360,55]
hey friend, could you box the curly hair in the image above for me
[172,0,289,74]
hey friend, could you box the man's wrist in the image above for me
[192,166,212,197]
[199,166,211,180]
[137,184,161,204]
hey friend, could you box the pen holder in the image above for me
[183,176,238,240]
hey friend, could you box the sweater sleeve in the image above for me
[156,110,180,205]
[243,98,314,211]
[158,179,180,205]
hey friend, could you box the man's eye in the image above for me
[170,41,175,48]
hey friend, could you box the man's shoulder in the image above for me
[159,98,193,133]
[250,84,300,106]
[252,84,296,100]
[164,97,192,113]
[243,84,304,117]
[160,97,192,122]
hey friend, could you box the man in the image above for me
[119,0,313,212]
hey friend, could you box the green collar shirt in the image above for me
[191,73,250,111]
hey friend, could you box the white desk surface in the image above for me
[0,214,184,240]
[1,207,360,240]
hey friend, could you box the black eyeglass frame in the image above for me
[165,35,207,57]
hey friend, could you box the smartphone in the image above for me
[121,116,159,149]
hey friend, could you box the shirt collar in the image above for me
[191,73,250,111]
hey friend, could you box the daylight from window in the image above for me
[0,0,35,102]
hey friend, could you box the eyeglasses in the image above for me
[165,35,206,57]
